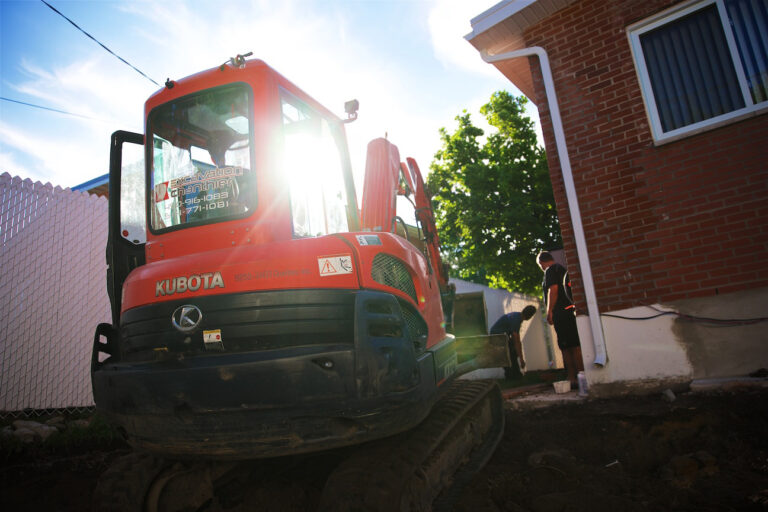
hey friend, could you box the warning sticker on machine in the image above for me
[356,234,382,246]
[203,329,224,351]
[318,255,353,276]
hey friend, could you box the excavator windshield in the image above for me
[148,84,254,231]
[280,91,349,238]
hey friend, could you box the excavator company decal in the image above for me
[234,268,311,282]
[355,235,382,246]
[155,166,244,201]
[155,272,225,296]
[318,255,353,276]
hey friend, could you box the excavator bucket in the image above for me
[455,333,512,376]
[449,291,513,375]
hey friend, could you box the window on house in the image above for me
[628,0,768,143]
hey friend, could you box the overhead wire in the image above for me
[1,96,108,122]
[40,0,160,87]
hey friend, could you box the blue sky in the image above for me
[0,0,533,188]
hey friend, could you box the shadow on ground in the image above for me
[455,387,768,512]
[1,386,766,511]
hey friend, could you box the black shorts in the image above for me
[553,309,580,349]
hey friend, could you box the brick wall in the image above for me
[525,0,768,312]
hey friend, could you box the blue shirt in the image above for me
[489,312,523,336]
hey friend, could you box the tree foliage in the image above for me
[427,91,560,295]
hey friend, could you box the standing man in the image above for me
[537,251,584,387]
[490,305,537,380]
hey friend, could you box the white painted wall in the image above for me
[451,278,562,372]
[578,289,768,394]
[577,306,693,389]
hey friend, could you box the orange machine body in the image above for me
[122,59,447,348]
[92,58,458,460]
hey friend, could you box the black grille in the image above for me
[119,289,356,362]
[400,301,428,353]
[371,254,417,303]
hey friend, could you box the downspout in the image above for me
[481,47,607,367]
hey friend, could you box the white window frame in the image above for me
[628,0,768,144]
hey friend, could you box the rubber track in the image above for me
[92,452,168,511]
[317,379,504,512]
[432,383,505,511]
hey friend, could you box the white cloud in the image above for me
[428,0,501,75]
[0,119,110,186]
[14,57,151,129]
[1,51,153,186]
[116,0,424,184]
[0,148,37,182]
[2,0,522,188]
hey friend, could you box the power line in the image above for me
[40,0,160,87]
[1,96,107,123]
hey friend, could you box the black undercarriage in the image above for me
[92,289,443,459]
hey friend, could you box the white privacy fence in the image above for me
[0,172,110,413]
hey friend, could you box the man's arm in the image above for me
[512,332,525,369]
[546,285,558,325]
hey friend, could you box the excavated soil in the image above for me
[455,386,768,512]
[1,387,767,511]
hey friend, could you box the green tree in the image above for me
[427,91,560,295]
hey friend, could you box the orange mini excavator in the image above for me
[91,55,508,511]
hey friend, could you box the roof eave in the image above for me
[465,0,578,101]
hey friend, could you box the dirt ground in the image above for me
[2,386,767,511]
[456,386,768,512]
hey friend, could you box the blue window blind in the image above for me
[636,0,768,135]
[640,5,744,132]
[727,0,768,104]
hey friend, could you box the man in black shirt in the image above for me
[537,251,583,387]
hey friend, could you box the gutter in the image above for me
[481,47,608,367]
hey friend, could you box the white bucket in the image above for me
[553,380,571,394]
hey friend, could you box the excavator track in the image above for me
[92,379,503,511]
[317,379,505,512]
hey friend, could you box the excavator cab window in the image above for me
[395,187,418,229]
[147,84,254,232]
[281,91,349,238]
[394,166,421,247]
[120,142,146,244]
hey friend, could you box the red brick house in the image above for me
[467,0,768,394]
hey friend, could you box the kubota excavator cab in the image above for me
[91,58,482,459]
[91,57,511,511]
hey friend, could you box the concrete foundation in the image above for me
[576,287,768,397]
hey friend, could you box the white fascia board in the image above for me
[466,0,538,41]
